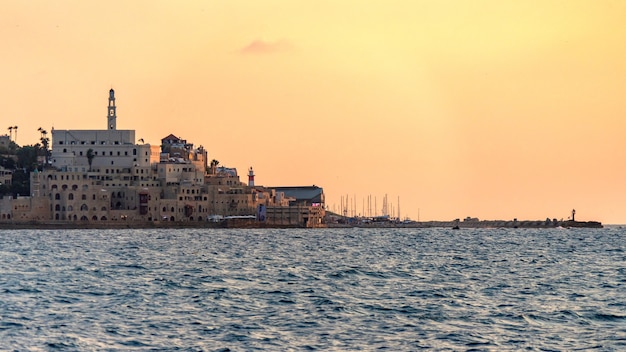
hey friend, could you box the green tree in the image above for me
[16,145,40,171]
[0,155,16,169]
[9,169,30,197]
[86,148,95,171]
[210,159,219,174]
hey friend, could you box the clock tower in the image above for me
[107,89,117,130]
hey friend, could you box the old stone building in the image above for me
[0,89,325,227]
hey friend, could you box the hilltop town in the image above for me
[0,90,325,228]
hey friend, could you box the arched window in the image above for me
[80,204,88,211]
[55,204,60,211]
[55,193,60,200]
[68,205,73,211]
[82,194,87,200]
[92,215,98,221]
[68,193,74,200]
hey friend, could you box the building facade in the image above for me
[0,89,325,227]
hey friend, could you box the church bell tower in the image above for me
[107,89,117,130]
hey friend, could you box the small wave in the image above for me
[589,313,626,322]
[0,321,24,330]
[46,341,77,349]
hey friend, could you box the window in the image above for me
[82,194,87,200]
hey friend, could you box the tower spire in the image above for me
[107,89,117,130]
[248,167,255,187]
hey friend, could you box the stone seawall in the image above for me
[0,219,324,230]
[328,220,603,229]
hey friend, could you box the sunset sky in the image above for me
[2,1,625,223]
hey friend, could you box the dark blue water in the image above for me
[1,227,625,351]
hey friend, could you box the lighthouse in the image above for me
[248,167,255,187]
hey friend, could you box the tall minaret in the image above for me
[248,167,255,187]
[107,89,117,130]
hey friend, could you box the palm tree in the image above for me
[86,148,95,172]
[39,129,49,168]
[13,126,17,144]
[7,126,13,141]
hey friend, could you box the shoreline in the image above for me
[329,219,603,229]
[0,219,603,230]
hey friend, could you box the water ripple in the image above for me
[0,227,625,350]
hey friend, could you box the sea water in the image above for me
[0,227,625,351]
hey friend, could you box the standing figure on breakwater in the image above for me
[572,209,576,221]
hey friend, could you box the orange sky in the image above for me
[2,1,626,223]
